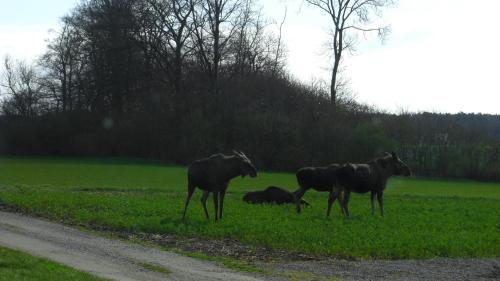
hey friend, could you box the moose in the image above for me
[243,186,310,206]
[182,151,257,221]
[335,152,411,217]
[293,164,341,216]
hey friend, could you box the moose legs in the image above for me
[295,187,344,217]
[370,191,376,215]
[327,189,342,217]
[370,190,384,216]
[183,184,228,222]
[198,188,227,221]
[341,190,384,217]
[201,191,210,219]
[377,191,384,216]
[212,189,227,222]
[219,189,227,219]
[340,191,351,217]
[213,191,219,222]
[182,183,196,219]
[293,187,307,213]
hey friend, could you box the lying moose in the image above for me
[182,151,257,221]
[243,186,310,206]
[336,152,411,216]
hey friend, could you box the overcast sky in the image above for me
[1,0,499,114]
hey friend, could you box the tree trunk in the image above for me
[330,56,340,108]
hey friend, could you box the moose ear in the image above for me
[377,158,389,168]
[238,150,250,162]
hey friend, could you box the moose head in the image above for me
[386,151,411,176]
[233,150,257,178]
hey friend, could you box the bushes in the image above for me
[2,107,500,181]
[399,144,500,181]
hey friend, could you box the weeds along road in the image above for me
[0,211,266,281]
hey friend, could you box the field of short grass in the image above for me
[0,246,104,281]
[0,157,499,259]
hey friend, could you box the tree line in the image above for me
[1,0,499,181]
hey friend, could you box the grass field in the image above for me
[0,157,499,259]
[0,246,104,281]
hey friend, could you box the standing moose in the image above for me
[336,152,411,217]
[182,151,257,221]
[294,164,341,216]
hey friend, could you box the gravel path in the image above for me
[0,210,498,281]
[0,211,265,281]
[267,258,500,281]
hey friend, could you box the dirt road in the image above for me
[0,211,265,281]
[1,210,498,281]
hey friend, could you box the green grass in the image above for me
[136,262,171,275]
[179,251,269,274]
[388,177,500,199]
[0,246,105,281]
[0,156,499,259]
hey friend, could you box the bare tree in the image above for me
[230,0,260,76]
[1,56,44,117]
[305,0,394,108]
[40,18,84,112]
[138,0,195,97]
[191,0,244,96]
[272,7,287,76]
[229,1,282,76]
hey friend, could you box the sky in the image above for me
[1,0,499,114]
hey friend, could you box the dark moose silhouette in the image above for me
[243,186,310,206]
[336,152,411,216]
[183,151,410,221]
[182,151,257,221]
[294,164,341,216]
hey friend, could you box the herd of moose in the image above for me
[182,151,412,221]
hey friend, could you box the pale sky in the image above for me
[1,0,499,114]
